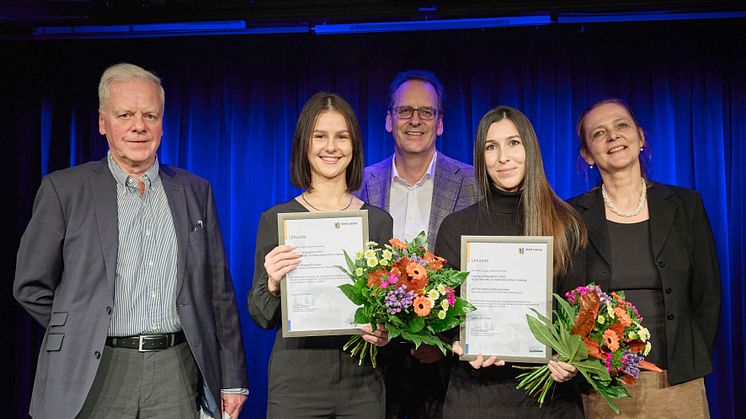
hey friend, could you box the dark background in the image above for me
[2,1,745,418]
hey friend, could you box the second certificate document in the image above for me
[460,235,553,363]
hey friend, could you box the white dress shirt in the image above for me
[389,152,437,241]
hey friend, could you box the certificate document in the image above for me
[278,210,369,337]
[459,236,553,363]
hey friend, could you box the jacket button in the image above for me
[94,351,101,359]
[106,306,112,315]
[657,260,666,268]
[667,314,674,320]
[665,288,672,294]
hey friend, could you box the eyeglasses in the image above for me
[390,106,441,121]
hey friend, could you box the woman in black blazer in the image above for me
[568,99,720,418]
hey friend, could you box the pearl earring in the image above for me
[589,163,594,170]
[640,146,644,151]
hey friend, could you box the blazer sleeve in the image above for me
[13,176,65,329]
[205,184,248,388]
[688,193,721,353]
[247,210,281,329]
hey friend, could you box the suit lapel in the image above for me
[646,183,676,259]
[428,155,460,246]
[161,166,188,296]
[577,189,613,289]
[91,159,119,290]
[369,157,392,210]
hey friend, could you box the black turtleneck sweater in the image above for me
[433,187,584,419]
[435,186,524,271]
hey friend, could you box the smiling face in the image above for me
[307,110,353,185]
[579,102,645,175]
[385,79,443,159]
[98,78,163,175]
[484,119,526,192]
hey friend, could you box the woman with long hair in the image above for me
[248,92,393,418]
[435,105,587,418]
[569,99,719,418]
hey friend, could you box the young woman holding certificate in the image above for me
[248,92,393,418]
[434,106,587,418]
[569,99,719,418]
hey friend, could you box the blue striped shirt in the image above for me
[107,152,181,336]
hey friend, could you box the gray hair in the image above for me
[98,63,165,110]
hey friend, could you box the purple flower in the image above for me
[620,350,643,378]
[384,285,416,315]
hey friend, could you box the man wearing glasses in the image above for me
[356,70,478,418]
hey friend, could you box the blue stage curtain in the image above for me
[3,19,744,418]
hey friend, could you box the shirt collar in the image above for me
[107,151,161,193]
[391,151,438,187]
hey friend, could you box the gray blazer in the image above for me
[355,153,479,249]
[14,158,248,419]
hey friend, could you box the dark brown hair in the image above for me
[474,106,587,276]
[290,92,363,192]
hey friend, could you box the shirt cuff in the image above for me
[221,388,249,396]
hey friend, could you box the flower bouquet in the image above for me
[517,284,661,414]
[338,232,475,367]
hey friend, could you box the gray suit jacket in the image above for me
[355,153,479,248]
[14,158,248,419]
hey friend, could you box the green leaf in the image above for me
[344,251,356,273]
[400,330,424,348]
[386,324,401,340]
[405,316,425,333]
[526,313,562,350]
[339,283,365,305]
[353,307,369,325]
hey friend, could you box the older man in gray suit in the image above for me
[14,63,248,419]
[356,70,478,418]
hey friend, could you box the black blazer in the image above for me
[568,182,720,385]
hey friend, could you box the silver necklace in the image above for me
[301,192,353,211]
[601,178,647,217]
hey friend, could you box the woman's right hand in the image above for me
[264,245,300,295]
[452,341,506,369]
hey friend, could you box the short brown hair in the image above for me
[290,92,363,192]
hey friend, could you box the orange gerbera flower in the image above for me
[413,295,432,317]
[389,238,407,250]
[609,321,625,340]
[407,262,426,281]
[423,252,446,270]
[406,262,428,291]
[614,307,632,327]
[603,329,620,352]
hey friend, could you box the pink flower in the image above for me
[447,292,456,306]
[605,352,614,372]
[388,273,400,284]
[381,280,390,289]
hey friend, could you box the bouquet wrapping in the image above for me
[517,284,661,414]
[338,232,475,367]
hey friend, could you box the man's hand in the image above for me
[221,394,248,418]
[361,323,389,347]
[411,344,444,364]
